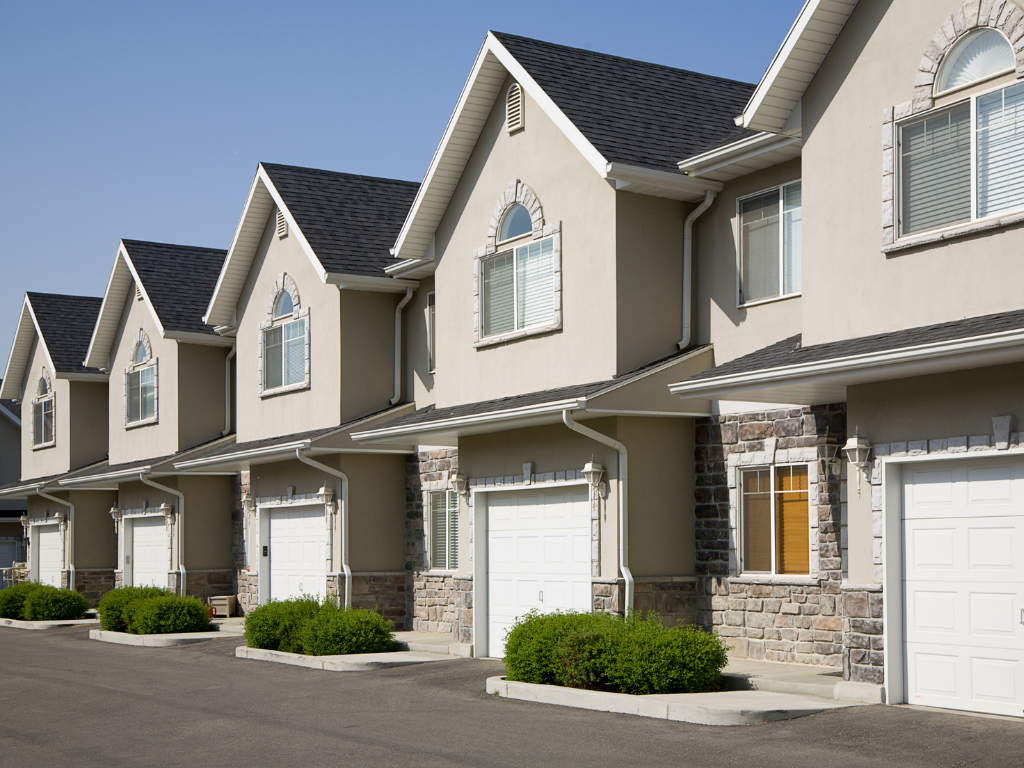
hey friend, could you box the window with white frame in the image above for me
[429,490,458,570]
[740,464,809,576]
[738,181,801,305]
[899,78,1024,236]
[427,292,436,372]
[126,339,157,425]
[481,235,555,337]
[263,291,307,391]
[32,372,54,447]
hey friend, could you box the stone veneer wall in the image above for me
[232,472,257,615]
[63,568,116,606]
[695,404,849,669]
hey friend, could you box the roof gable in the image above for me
[0,293,104,400]
[391,32,734,265]
[204,163,420,327]
[84,240,228,370]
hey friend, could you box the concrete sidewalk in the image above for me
[722,658,884,703]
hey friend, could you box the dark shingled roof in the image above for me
[26,292,104,374]
[261,164,420,278]
[0,399,19,421]
[183,425,346,463]
[121,240,227,336]
[492,32,756,173]
[683,308,1024,384]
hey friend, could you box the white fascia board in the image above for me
[255,165,329,283]
[604,163,722,199]
[325,273,420,293]
[0,298,45,400]
[0,481,46,498]
[59,466,153,488]
[384,258,436,280]
[352,398,587,442]
[668,327,1024,399]
[58,372,109,383]
[162,331,236,347]
[679,134,802,177]
[0,401,20,426]
[174,440,312,471]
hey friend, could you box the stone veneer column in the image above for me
[232,471,258,614]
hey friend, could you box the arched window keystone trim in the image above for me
[258,272,311,397]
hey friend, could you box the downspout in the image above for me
[390,288,415,405]
[678,190,717,350]
[295,448,350,607]
[561,411,633,613]
[139,474,186,595]
[36,488,73,592]
[222,343,236,436]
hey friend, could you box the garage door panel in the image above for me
[269,505,326,602]
[132,517,168,588]
[37,525,62,587]
[903,456,1024,716]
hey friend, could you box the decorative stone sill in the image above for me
[31,441,56,451]
[125,416,158,430]
[259,380,310,399]
[737,292,801,310]
[840,583,882,593]
[883,210,1024,254]
[729,575,819,587]
[473,321,561,349]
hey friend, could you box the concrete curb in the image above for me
[1,618,100,631]
[90,628,243,647]
[399,640,473,658]
[485,677,865,726]
[235,646,460,671]
[722,670,885,704]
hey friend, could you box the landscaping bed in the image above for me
[97,586,214,634]
[243,596,397,656]
[0,582,91,625]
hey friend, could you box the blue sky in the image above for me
[0,0,804,363]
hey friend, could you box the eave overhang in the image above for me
[59,436,237,490]
[0,297,51,400]
[668,327,1024,406]
[679,132,803,183]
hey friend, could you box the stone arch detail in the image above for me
[914,0,1024,114]
[36,367,52,397]
[485,180,544,253]
[132,328,152,364]
[267,272,301,320]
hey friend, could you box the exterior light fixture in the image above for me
[816,429,842,475]
[317,486,335,506]
[844,428,873,496]
[451,473,468,497]
[583,461,608,499]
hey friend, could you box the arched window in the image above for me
[33,371,54,447]
[506,83,524,133]
[36,377,50,397]
[274,291,294,318]
[133,342,148,365]
[262,278,308,394]
[498,204,533,242]
[936,29,1015,93]
[126,332,156,425]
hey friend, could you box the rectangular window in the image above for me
[127,366,156,424]
[482,235,555,337]
[32,399,53,446]
[430,490,459,570]
[427,292,436,372]
[264,318,306,390]
[738,181,801,304]
[741,465,810,576]
[899,80,1024,236]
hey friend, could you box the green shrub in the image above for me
[0,582,45,619]
[298,604,396,656]
[124,595,213,634]
[22,585,90,621]
[503,610,729,695]
[244,596,321,652]
[97,586,172,631]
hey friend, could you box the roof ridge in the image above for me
[26,291,103,303]
[260,162,420,188]
[489,30,757,89]
[121,239,227,254]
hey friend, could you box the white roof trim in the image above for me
[679,132,802,177]
[1,296,57,401]
[84,242,167,370]
[204,164,334,328]
[737,0,857,134]
[0,400,20,426]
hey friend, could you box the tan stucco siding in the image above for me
[615,192,688,374]
[801,0,1024,345]
[429,76,619,407]
[845,362,1024,583]
[0,412,21,487]
[69,382,109,470]
[180,475,234,570]
[0,521,22,539]
[177,343,228,451]
[108,288,179,464]
[70,490,117,569]
[235,214,342,443]
[20,338,70,478]
[340,290,397,423]
[693,158,804,367]
[406,275,436,408]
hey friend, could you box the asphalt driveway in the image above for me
[0,625,1020,768]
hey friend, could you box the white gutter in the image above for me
[35,488,73,593]
[138,474,186,596]
[561,410,633,613]
[390,288,414,406]
[222,343,236,436]
[294,449,351,608]
[678,190,717,351]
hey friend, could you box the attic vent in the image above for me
[135,285,143,301]
[276,208,288,239]
[506,83,524,133]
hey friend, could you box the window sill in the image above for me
[731,574,819,586]
[884,209,1024,253]
[474,321,561,348]
[125,417,158,431]
[738,292,801,310]
[31,441,55,451]
[259,381,311,399]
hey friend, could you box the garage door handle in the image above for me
[539,591,543,603]
[1020,609,1023,626]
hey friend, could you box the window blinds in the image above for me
[430,491,458,569]
[283,319,305,386]
[483,252,515,336]
[742,469,772,572]
[977,81,1024,218]
[140,367,155,420]
[516,238,554,328]
[900,104,971,235]
[774,465,809,575]
[740,191,780,302]
[782,183,802,296]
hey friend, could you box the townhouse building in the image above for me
[0,390,25,571]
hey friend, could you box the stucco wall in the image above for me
[234,214,342,442]
[180,475,234,570]
[428,75,619,407]
[177,343,228,451]
[0,411,21,487]
[339,290,398,423]
[19,338,70,479]
[70,490,117,569]
[69,382,109,470]
[801,0,1024,345]
[845,361,1024,584]
[405,274,436,408]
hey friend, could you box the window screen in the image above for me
[900,104,971,235]
[740,190,781,303]
[977,81,1024,218]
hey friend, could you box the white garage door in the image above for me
[487,486,592,658]
[37,525,62,587]
[132,516,169,588]
[903,457,1024,716]
[269,505,327,602]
